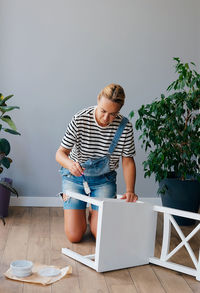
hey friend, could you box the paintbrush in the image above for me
[82,174,91,195]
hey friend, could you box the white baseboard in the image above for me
[10,196,63,207]
[10,196,162,207]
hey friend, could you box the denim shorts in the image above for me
[61,171,117,210]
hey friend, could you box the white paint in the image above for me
[62,192,157,272]
[166,224,200,262]
[61,191,200,280]
[149,257,197,277]
[153,205,200,221]
[169,215,198,268]
[152,205,200,281]
[9,195,162,207]
[160,213,171,261]
[197,250,200,281]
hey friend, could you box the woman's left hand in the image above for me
[121,192,138,202]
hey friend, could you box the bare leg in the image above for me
[64,209,87,243]
[88,205,92,225]
[90,210,98,239]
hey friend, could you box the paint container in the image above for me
[10,260,33,277]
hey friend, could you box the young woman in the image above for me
[56,83,138,243]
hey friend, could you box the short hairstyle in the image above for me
[98,83,125,107]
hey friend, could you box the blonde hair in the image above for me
[98,83,125,107]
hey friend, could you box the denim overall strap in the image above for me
[108,117,129,154]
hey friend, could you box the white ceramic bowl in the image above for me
[10,260,33,277]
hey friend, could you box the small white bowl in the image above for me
[10,260,33,277]
[38,267,61,277]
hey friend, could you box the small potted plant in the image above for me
[132,58,200,225]
[0,93,20,225]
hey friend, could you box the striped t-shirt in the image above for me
[61,106,135,171]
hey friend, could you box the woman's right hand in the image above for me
[67,160,84,177]
[56,146,84,177]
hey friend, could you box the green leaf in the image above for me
[173,57,180,62]
[1,115,17,131]
[157,184,168,195]
[0,106,20,112]
[3,129,21,135]
[0,95,14,106]
[129,111,134,119]
[0,138,10,155]
[1,157,11,168]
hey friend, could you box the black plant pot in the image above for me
[159,178,200,226]
[0,178,13,217]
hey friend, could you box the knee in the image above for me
[64,227,86,243]
[65,230,83,243]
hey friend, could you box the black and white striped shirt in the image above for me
[61,106,135,170]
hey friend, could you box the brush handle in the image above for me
[82,174,87,181]
[81,174,91,195]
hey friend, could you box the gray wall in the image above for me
[0,0,199,197]
[198,0,200,67]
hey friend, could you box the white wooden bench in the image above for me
[62,191,200,281]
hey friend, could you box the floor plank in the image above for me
[0,207,32,293]
[0,207,15,263]
[129,264,165,293]
[184,275,200,293]
[0,207,200,293]
[75,225,109,293]
[152,265,193,293]
[104,268,137,293]
[50,207,81,293]
[23,207,51,293]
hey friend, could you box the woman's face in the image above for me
[95,96,121,127]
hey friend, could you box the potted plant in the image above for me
[0,93,20,225]
[132,57,200,225]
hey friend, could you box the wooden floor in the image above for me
[0,207,200,293]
